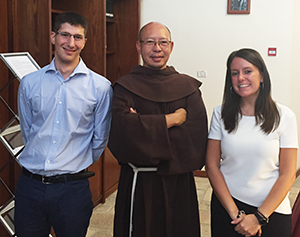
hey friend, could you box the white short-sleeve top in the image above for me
[208,103,298,214]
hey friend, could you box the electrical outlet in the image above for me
[197,70,207,78]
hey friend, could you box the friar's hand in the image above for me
[130,107,137,113]
[166,108,187,128]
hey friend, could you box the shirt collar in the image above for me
[45,57,89,77]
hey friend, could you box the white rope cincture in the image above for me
[128,163,157,237]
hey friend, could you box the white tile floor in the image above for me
[87,176,300,237]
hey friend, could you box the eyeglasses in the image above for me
[56,31,85,42]
[140,40,172,47]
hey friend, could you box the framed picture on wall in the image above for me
[227,0,250,14]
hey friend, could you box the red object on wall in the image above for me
[268,47,277,56]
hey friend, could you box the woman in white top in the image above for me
[206,48,298,237]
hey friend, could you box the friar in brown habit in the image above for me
[108,22,208,237]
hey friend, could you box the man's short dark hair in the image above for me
[53,12,88,36]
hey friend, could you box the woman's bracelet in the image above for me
[236,210,245,218]
[254,208,269,226]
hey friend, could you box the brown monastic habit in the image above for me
[108,65,208,237]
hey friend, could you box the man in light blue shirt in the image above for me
[15,12,112,237]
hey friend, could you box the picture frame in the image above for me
[227,0,250,14]
[0,117,24,158]
[0,52,40,81]
[0,195,15,236]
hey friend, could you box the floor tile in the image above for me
[87,176,300,237]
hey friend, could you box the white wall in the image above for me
[140,0,300,167]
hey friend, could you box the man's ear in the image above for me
[136,41,141,55]
[170,41,174,53]
[50,31,56,45]
[81,38,87,50]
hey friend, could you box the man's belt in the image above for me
[22,167,95,184]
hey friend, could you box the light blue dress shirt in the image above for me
[18,58,113,176]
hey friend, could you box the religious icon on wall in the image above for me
[227,0,250,14]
